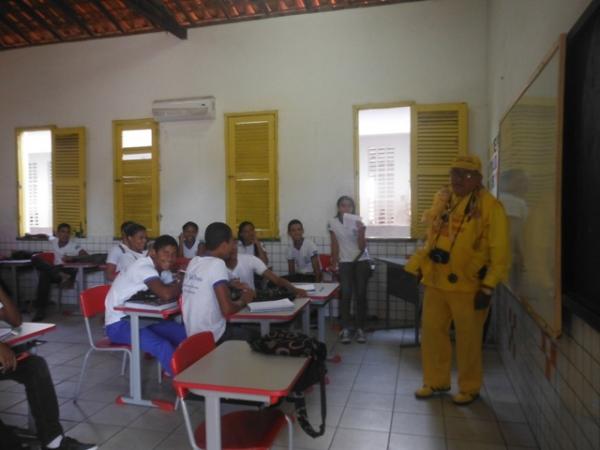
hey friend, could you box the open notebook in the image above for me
[247,298,295,313]
[292,283,316,291]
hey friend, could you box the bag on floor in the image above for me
[249,330,327,437]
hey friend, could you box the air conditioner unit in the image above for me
[152,96,216,122]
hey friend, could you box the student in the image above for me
[328,196,371,344]
[0,283,97,450]
[228,245,308,297]
[182,222,256,343]
[104,221,146,281]
[104,235,186,375]
[32,223,88,321]
[287,219,322,282]
[237,221,269,265]
[178,221,206,258]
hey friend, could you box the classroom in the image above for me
[0,1,599,449]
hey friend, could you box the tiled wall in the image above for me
[0,235,418,326]
[495,285,600,450]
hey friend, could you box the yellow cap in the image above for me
[451,155,482,173]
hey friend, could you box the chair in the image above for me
[75,285,162,401]
[318,253,338,282]
[171,333,294,450]
[32,252,66,311]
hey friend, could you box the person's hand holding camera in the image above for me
[474,285,493,310]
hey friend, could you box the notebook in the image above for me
[293,283,316,292]
[247,298,295,313]
[125,290,178,311]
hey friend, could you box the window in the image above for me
[16,127,86,236]
[113,119,160,237]
[226,111,278,238]
[355,102,468,239]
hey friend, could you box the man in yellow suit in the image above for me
[405,155,509,405]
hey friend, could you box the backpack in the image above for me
[249,330,327,438]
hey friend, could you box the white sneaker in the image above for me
[355,328,367,344]
[339,328,352,344]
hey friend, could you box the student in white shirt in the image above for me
[177,221,206,259]
[237,221,269,265]
[228,245,308,297]
[328,196,371,345]
[104,235,185,376]
[182,222,256,344]
[32,223,88,322]
[286,219,322,283]
[105,222,147,282]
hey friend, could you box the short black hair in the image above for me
[120,221,136,234]
[237,221,254,239]
[152,235,178,251]
[124,223,146,237]
[336,196,356,214]
[205,222,233,251]
[287,219,303,232]
[57,223,71,232]
[182,221,199,232]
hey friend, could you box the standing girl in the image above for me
[328,196,371,344]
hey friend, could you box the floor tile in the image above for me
[100,427,169,449]
[442,396,497,420]
[388,433,446,450]
[347,390,395,411]
[391,412,445,437]
[87,402,148,426]
[444,417,504,444]
[63,421,123,445]
[330,427,389,450]
[339,407,392,432]
[394,394,443,416]
[499,422,538,447]
[446,440,507,450]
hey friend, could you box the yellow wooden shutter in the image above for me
[113,119,160,237]
[52,127,86,236]
[226,112,278,238]
[411,103,468,238]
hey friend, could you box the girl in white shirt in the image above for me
[105,221,146,281]
[287,219,322,282]
[237,221,269,266]
[178,221,206,259]
[328,196,371,344]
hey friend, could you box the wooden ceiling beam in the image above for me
[0,6,32,44]
[90,0,125,33]
[14,0,63,40]
[49,0,94,36]
[123,0,188,39]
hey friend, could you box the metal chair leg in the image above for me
[74,348,93,402]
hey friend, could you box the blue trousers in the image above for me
[106,319,187,376]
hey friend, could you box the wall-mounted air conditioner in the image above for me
[152,96,216,122]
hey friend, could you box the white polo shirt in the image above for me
[182,238,205,258]
[50,238,83,265]
[230,254,268,289]
[237,241,266,257]
[327,217,370,263]
[181,256,230,341]
[104,256,161,326]
[106,243,146,273]
[287,239,319,274]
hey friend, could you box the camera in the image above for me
[428,247,450,264]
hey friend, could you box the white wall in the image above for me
[0,0,488,239]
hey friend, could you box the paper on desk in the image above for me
[293,283,316,291]
[247,298,295,313]
[343,213,363,231]
[0,327,13,341]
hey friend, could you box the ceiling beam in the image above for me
[123,0,187,39]
[14,0,63,40]
[0,6,32,44]
[49,0,94,36]
[172,0,194,25]
[90,0,125,33]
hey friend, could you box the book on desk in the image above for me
[247,298,295,313]
[125,290,178,311]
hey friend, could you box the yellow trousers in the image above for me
[421,286,490,394]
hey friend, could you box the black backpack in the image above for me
[249,330,327,438]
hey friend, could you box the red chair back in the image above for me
[79,285,111,318]
[34,252,55,265]
[176,257,191,271]
[171,332,215,397]
[318,254,331,270]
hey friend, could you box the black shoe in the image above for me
[32,309,46,322]
[45,436,97,450]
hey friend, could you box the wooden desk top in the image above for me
[173,340,309,399]
[230,297,310,320]
[1,322,56,346]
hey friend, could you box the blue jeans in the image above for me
[106,319,187,376]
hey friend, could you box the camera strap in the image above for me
[432,192,475,257]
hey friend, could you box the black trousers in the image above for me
[31,258,76,309]
[0,354,63,446]
[339,261,371,329]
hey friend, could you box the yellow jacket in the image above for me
[405,187,510,293]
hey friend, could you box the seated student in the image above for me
[104,235,186,375]
[286,219,322,283]
[237,221,269,265]
[0,283,96,450]
[228,245,308,297]
[182,222,257,344]
[177,221,207,258]
[104,221,146,281]
[32,223,88,321]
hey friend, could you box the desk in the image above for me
[296,283,339,343]
[0,259,33,307]
[1,322,56,347]
[113,304,180,409]
[376,257,421,345]
[173,340,309,450]
[229,297,311,336]
[62,262,100,304]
